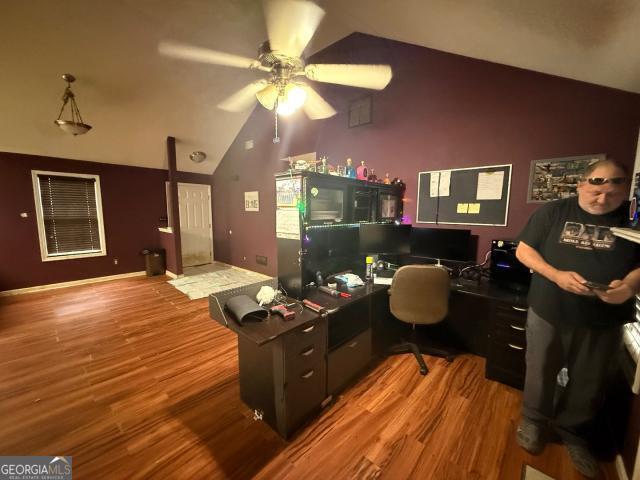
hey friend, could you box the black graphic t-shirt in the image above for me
[518,197,640,327]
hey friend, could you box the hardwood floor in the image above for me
[0,276,618,479]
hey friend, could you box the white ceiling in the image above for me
[1,0,639,174]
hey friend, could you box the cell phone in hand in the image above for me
[583,281,611,291]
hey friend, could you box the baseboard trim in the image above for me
[616,454,629,480]
[165,270,179,279]
[0,271,147,296]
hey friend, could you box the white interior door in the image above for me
[178,183,213,267]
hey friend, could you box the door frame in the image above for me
[177,182,214,266]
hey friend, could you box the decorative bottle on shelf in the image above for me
[356,160,368,180]
[383,173,391,184]
[345,158,356,178]
[318,156,328,174]
[367,169,378,182]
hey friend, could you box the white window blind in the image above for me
[32,171,106,261]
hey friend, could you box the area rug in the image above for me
[168,262,272,300]
[521,464,555,480]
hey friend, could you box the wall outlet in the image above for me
[244,139,254,150]
[114,258,118,265]
[242,256,247,261]
[256,255,267,266]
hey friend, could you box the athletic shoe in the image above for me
[566,443,599,479]
[516,419,546,455]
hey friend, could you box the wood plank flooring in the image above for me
[0,276,618,479]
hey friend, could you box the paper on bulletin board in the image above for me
[476,171,504,200]
[276,208,300,239]
[430,170,451,197]
[456,203,468,214]
[468,203,481,214]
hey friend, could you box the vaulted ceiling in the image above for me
[2,0,638,174]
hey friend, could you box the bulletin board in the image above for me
[416,164,512,226]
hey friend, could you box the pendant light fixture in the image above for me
[54,74,92,135]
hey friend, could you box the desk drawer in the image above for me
[486,337,526,389]
[328,328,372,394]
[493,303,528,329]
[284,321,327,382]
[492,322,526,344]
[283,357,327,433]
[283,317,327,352]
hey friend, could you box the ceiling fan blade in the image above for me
[264,0,325,58]
[158,41,257,69]
[300,85,337,120]
[217,80,269,112]
[304,64,393,90]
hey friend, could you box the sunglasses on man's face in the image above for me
[583,177,627,185]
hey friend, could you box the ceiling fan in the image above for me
[158,0,392,123]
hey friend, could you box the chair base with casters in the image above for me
[387,326,456,375]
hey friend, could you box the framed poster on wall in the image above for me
[527,154,605,203]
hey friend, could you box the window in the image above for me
[32,170,107,261]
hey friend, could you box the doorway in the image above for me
[178,182,213,267]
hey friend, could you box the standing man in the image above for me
[515,159,640,478]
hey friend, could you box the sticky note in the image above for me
[468,203,481,214]
[456,203,469,214]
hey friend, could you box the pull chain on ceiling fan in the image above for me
[158,0,393,136]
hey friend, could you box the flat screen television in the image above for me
[410,227,473,261]
[359,223,411,255]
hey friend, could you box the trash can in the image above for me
[141,249,166,276]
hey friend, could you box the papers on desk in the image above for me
[373,276,393,285]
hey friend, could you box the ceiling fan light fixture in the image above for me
[256,84,278,110]
[287,84,307,108]
[54,74,92,136]
[275,83,307,116]
[276,99,296,116]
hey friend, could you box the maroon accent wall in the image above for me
[212,33,640,275]
[0,151,212,291]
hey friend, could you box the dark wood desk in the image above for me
[208,279,529,438]
[449,280,529,389]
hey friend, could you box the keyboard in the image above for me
[376,270,395,278]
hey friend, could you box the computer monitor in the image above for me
[304,225,360,257]
[410,227,473,261]
[359,223,411,255]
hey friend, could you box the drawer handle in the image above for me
[301,347,314,357]
[510,324,525,331]
[301,370,314,379]
[507,343,525,351]
[511,306,527,312]
[302,325,315,333]
[347,340,359,348]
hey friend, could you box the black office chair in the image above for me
[388,264,455,375]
